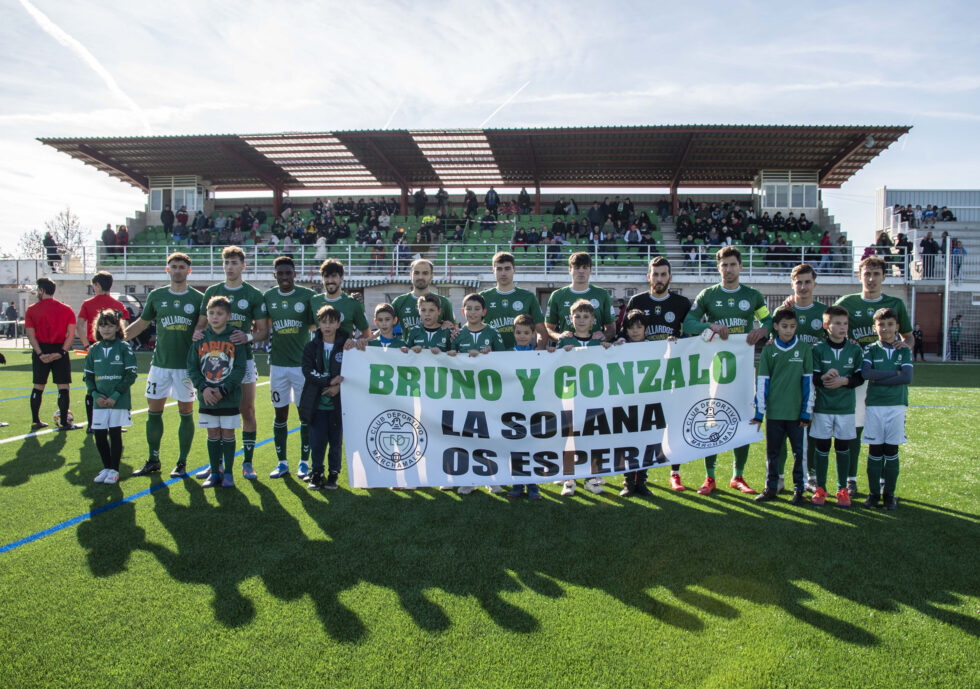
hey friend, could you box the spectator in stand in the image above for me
[478,210,494,237]
[255,207,267,226]
[834,236,849,274]
[175,205,189,228]
[370,239,385,273]
[281,234,295,258]
[940,206,956,222]
[160,205,175,235]
[952,240,966,282]
[624,223,642,253]
[817,230,832,273]
[920,231,940,278]
[940,231,950,256]
[212,211,228,232]
[378,209,391,235]
[436,186,449,214]
[355,225,371,247]
[450,224,464,244]
[116,225,129,255]
[43,231,60,271]
[512,227,528,252]
[894,233,912,276]
[413,187,428,217]
[485,187,499,216]
[416,224,431,244]
[312,198,324,216]
[923,205,937,228]
[587,201,603,230]
[280,198,293,221]
[565,198,579,216]
[551,215,566,239]
[265,232,279,255]
[518,187,531,215]
[101,224,116,257]
[798,213,812,233]
[527,226,541,250]
[230,226,244,246]
[464,189,478,221]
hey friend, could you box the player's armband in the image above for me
[754,304,771,321]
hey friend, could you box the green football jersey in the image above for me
[309,291,369,338]
[792,300,828,345]
[405,326,453,351]
[545,284,615,336]
[557,336,605,348]
[451,325,505,352]
[864,342,912,407]
[367,335,406,349]
[480,287,544,349]
[201,282,267,360]
[684,283,772,336]
[755,338,814,421]
[392,292,455,333]
[140,286,205,369]
[834,293,911,347]
[812,340,865,414]
[264,286,315,367]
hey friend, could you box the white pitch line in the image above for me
[0,381,270,445]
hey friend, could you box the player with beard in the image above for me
[391,259,455,335]
[309,258,371,343]
[624,256,691,492]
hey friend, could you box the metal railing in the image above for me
[68,241,891,281]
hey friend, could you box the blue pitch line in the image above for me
[0,376,148,404]
[0,427,300,556]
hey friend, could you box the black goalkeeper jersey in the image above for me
[624,291,692,340]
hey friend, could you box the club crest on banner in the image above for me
[366,410,427,471]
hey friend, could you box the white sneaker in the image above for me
[103,470,120,484]
[487,485,504,494]
[595,476,606,485]
[804,477,818,493]
[93,468,110,483]
[585,478,603,494]
[560,480,576,497]
[457,486,475,495]
[438,486,452,490]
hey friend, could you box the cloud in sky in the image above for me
[0,0,977,252]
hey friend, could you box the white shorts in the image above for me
[270,365,304,407]
[146,366,196,403]
[243,359,258,385]
[810,412,857,441]
[91,408,133,430]
[854,381,868,427]
[863,406,907,445]
[198,413,242,430]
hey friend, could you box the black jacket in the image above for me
[299,328,348,425]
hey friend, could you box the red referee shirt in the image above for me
[77,294,129,342]
[25,298,76,344]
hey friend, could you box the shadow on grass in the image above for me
[0,429,68,486]
[73,474,979,647]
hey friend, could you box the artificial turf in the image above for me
[0,351,977,688]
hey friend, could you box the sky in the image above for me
[1,0,978,255]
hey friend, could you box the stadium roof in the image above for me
[39,125,910,193]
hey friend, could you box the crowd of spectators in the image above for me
[893,203,957,229]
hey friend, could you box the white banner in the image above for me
[342,336,762,488]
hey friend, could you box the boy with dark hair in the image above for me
[619,308,655,498]
[404,294,453,353]
[861,308,913,510]
[299,305,348,490]
[367,303,405,349]
[810,305,864,507]
[507,314,547,500]
[187,296,246,488]
[450,293,506,356]
[753,307,814,505]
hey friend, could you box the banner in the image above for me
[342,335,761,488]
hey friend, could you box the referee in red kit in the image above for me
[25,277,81,430]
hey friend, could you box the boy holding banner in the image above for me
[404,294,453,353]
[367,303,406,349]
[507,315,546,500]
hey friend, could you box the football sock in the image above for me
[704,454,717,479]
[670,465,680,473]
[813,446,829,489]
[273,422,288,464]
[733,444,750,478]
[146,411,164,463]
[222,438,236,475]
[300,424,310,464]
[866,452,883,497]
[94,429,111,469]
[848,427,864,479]
[177,412,195,463]
[207,437,222,475]
[109,427,123,471]
[883,448,899,494]
[57,389,70,425]
[835,448,850,491]
[242,430,256,463]
[30,389,43,422]
[84,393,94,429]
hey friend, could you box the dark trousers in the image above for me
[766,419,804,491]
[309,408,342,475]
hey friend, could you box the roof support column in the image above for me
[400,187,408,217]
[670,183,678,217]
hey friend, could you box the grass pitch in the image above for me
[0,351,977,689]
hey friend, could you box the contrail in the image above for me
[18,0,152,134]
[384,99,402,129]
[480,80,531,128]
